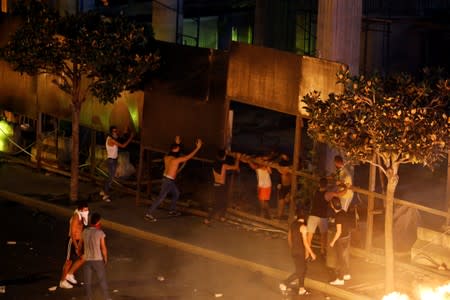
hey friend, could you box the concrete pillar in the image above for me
[152,0,183,43]
[316,0,362,175]
[316,0,362,75]
[253,0,268,47]
[254,0,296,51]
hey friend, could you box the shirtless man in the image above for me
[204,149,241,224]
[276,154,292,220]
[144,138,203,222]
[59,201,89,289]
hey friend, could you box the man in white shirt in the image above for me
[334,155,354,212]
[101,126,134,202]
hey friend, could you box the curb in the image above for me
[0,189,373,300]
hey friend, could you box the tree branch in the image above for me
[365,155,387,176]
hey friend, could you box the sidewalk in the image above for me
[0,162,446,300]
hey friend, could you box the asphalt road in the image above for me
[0,199,337,300]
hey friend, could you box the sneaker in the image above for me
[65,273,77,285]
[59,280,73,289]
[298,289,311,296]
[102,195,111,202]
[279,283,287,292]
[343,274,351,280]
[329,279,345,285]
[144,214,157,222]
[168,210,181,217]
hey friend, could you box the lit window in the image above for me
[1,0,8,13]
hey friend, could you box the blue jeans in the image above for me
[84,260,111,300]
[146,177,180,214]
[104,158,117,195]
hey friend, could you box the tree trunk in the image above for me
[289,116,302,223]
[70,104,81,202]
[384,164,399,293]
[365,154,377,250]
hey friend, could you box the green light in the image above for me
[128,102,139,133]
[247,25,252,44]
[232,26,238,42]
[0,120,14,152]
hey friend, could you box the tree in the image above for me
[0,1,159,202]
[302,66,449,293]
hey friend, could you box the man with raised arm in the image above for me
[144,138,203,222]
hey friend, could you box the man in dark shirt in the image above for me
[204,149,240,224]
[329,196,352,285]
[307,177,330,255]
[279,207,316,296]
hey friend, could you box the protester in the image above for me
[144,138,203,222]
[80,212,111,300]
[276,153,292,220]
[333,155,354,212]
[59,201,89,289]
[279,207,316,296]
[329,196,352,285]
[307,177,330,256]
[100,125,134,202]
[244,155,273,219]
[204,149,241,224]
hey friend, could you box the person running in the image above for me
[204,149,240,224]
[59,201,89,289]
[144,138,203,222]
[279,207,316,296]
[80,212,111,300]
[329,196,352,285]
[100,126,134,202]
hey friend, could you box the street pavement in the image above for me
[1,198,324,300]
[0,162,448,300]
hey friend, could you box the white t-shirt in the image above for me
[256,168,271,188]
[336,166,354,211]
[105,136,118,159]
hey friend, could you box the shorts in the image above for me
[258,187,271,201]
[279,185,291,199]
[307,215,328,234]
[64,237,82,261]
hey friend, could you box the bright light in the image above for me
[0,120,14,152]
[382,283,450,300]
[418,283,450,300]
[382,292,410,300]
